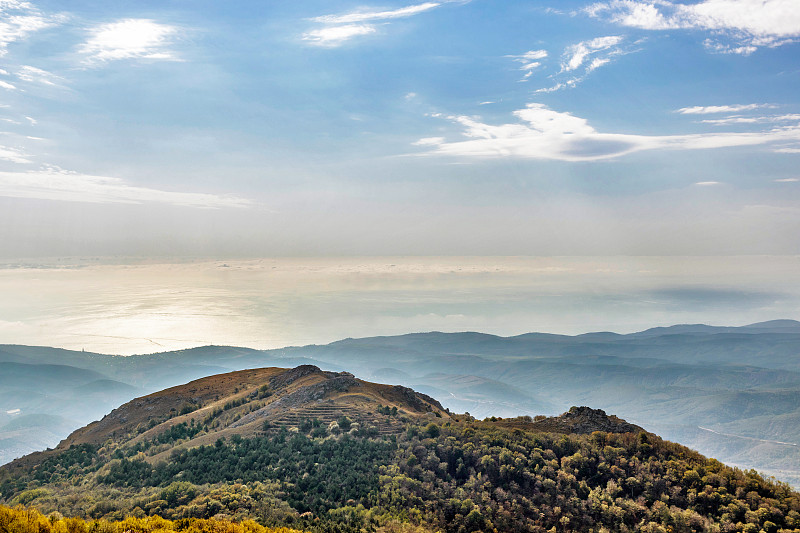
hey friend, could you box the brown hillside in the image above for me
[2,365,450,473]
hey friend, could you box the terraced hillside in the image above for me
[2,365,449,475]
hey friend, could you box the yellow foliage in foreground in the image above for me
[0,504,308,533]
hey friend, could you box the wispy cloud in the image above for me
[775,178,799,182]
[0,0,61,57]
[701,114,800,125]
[0,167,251,208]
[533,36,632,92]
[78,19,181,65]
[303,2,445,47]
[413,136,445,146]
[0,145,31,164]
[562,35,623,71]
[677,104,777,114]
[675,105,799,128]
[16,65,64,86]
[584,0,800,54]
[507,49,548,80]
[414,103,800,161]
[312,2,441,24]
[0,65,66,91]
[302,24,376,47]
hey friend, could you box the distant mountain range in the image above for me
[2,319,800,486]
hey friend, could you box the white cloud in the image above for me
[0,80,16,90]
[413,136,445,146]
[533,36,631,92]
[695,181,721,186]
[16,65,64,86]
[0,167,251,208]
[677,104,777,114]
[312,2,441,24]
[563,35,622,71]
[586,57,610,72]
[79,19,180,64]
[0,145,30,163]
[508,49,548,80]
[775,178,799,182]
[584,0,800,54]
[701,114,800,125]
[414,103,800,161]
[0,0,60,56]
[302,24,376,47]
[304,1,447,47]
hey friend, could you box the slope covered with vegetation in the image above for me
[0,504,306,533]
[1,366,799,532]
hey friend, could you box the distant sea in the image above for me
[2,256,798,355]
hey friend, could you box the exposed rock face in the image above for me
[268,364,322,389]
[255,374,360,414]
[391,385,445,413]
[531,406,644,434]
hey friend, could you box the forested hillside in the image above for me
[2,366,799,532]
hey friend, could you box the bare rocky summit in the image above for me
[531,406,644,434]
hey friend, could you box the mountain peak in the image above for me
[35,366,450,457]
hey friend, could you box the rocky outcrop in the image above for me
[268,364,322,389]
[530,406,643,434]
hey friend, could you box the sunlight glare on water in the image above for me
[0,256,798,355]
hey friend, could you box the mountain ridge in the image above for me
[2,319,800,488]
[2,366,799,533]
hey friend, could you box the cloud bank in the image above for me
[584,0,800,54]
[416,103,800,161]
[0,167,250,208]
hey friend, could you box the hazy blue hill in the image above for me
[72,379,139,395]
[2,321,800,486]
[0,413,75,432]
[740,319,800,332]
[410,373,558,418]
[0,413,78,467]
[629,319,800,337]
[712,408,800,443]
[366,367,412,382]
[0,362,109,391]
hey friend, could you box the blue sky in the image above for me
[0,0,799,257]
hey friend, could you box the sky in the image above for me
[0,0,798,257]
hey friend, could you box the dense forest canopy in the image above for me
[2,418,799,533]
